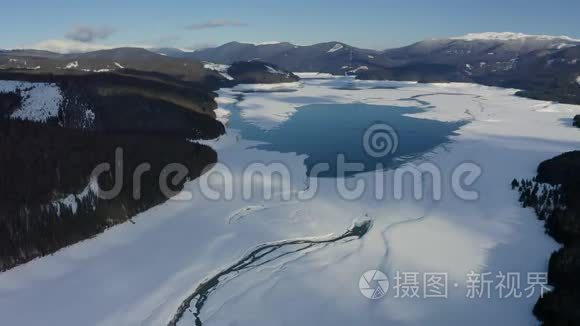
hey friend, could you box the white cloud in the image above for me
[186,20,247,30]
[16,39,152,54]
[65,26,116,43]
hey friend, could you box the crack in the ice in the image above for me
[167,219,373,326]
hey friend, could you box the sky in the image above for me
[2,0,579,52]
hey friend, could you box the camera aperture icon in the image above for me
[359,270,390,300]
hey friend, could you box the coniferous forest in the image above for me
[0,114,217,271]
[514,151,580,325]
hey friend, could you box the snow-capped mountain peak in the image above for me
[236,41,291,46]
[252,41,283,46]
[450,32,580,42]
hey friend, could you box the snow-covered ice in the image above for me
[1,76,579,326]
[294,72,336,79]
[230,81,301,93]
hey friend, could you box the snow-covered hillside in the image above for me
[328,43,344,53]
[203,62,233,80]
[0,79,98,128]
[0,80,62,122]
[1,76,579,326]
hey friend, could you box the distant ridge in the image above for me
[449,32,580,42]
[3,32,579,104]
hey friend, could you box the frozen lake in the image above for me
[2,76,579,326]
[228,99,466,177]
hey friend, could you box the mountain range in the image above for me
[159,33,577,73]
[1,32,579,105]
[158,32,580,104]
[0,47,296,88]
